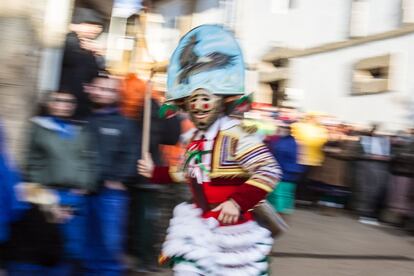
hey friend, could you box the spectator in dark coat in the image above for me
[141,99,181,166]
[387,131,414,225]
[354,124,391,225]
[4,188,64,275]
[59,8,104,119]
[128,98,181,272]
[84,73,140,275]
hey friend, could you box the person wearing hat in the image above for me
[138,25,281,276]
[267,120,302,219]
[59,8,105,119]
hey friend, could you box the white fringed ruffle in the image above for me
[162,203,273,276]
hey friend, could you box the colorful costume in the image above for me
[150,25,281,276]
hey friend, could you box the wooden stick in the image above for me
[141,70,155,158]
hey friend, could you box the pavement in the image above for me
[2,208,410,275]
[136,208,414,276]
[269,208,414,276]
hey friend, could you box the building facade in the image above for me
[256,0,414,130]
[145,0,413,129]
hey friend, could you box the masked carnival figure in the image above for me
[138,25,281,276]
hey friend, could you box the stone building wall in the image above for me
[0,16,41,165]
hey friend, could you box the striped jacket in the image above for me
[152,116,281,222]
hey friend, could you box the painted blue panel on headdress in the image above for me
[167,25,245,101]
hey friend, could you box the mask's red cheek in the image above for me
[190,103,195,110]
[203,103,210,109]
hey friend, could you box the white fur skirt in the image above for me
[162,203,274,276]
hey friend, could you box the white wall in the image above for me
[237,0,353,64]
[350,0,401,37]
[151,0,404,65]
[238,0,404,64]
[289,33,414,130]
[364,0,402,35]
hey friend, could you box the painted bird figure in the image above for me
[178,34,236,84]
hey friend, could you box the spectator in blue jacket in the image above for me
[0,122,14,245]
[0,122,19,249]
[0,122,29,268]
[267,120,303,218]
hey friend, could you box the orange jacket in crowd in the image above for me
[120,73,163,119]
[120,73,193,166]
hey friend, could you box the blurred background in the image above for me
[3,0,414,160]
[0,1,414,276]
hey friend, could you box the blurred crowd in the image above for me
[262,106,414,232]
[0,70,187,275]
[0,7,413,276]
[0,11,185,275]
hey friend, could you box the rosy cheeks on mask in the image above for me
[186,89,222,130]
[190,99,214,115]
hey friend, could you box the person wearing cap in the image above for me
[138,25,281,276]
[60,8,105,119]
[267,120,302,219]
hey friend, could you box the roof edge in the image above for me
[263,24,414,61]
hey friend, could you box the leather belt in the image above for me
[188,178,223,211]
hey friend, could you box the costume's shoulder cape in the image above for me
[209,121,265,179]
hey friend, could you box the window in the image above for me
[259,56,290,106]
[270,80,287,106]
[349,0,370,37]
[402,0,414,24]
[352,54,391,95]
[272,58,289,68]
[271,0,293,14]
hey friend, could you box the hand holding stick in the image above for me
[137,152,154,178]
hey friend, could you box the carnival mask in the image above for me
[186,89,223,130]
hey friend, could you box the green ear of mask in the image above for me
[229,94,252,113]
[235,94,252,106]
[159,103,179,119]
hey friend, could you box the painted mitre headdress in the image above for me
[161,25,249,118]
